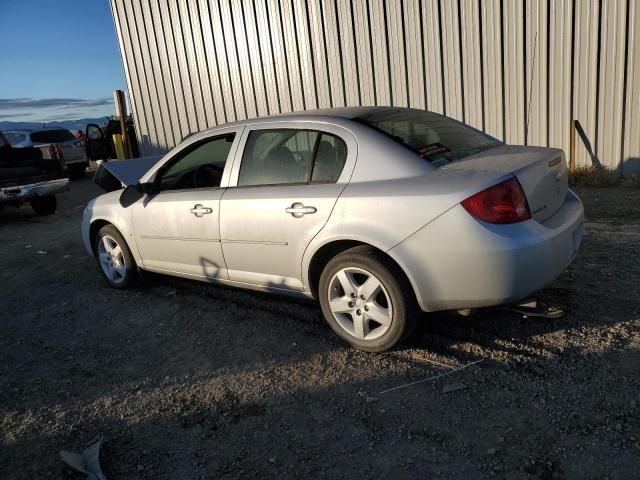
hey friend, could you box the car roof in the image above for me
[4,128,72,133]
[199,106,398,133]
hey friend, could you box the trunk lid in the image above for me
[443,145,568,222]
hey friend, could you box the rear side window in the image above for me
[357,108,501,167]
[238,129,347,186]
[30,129,76,143]
[311,134,347,182]
[5,132,27,145]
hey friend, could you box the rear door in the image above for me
[220,123,355,291]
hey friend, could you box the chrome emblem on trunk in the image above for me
[548,157,561,167]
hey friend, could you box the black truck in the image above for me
[0,129,69,215]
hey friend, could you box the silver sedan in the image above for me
[82,107,584,352]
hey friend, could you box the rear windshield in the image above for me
[30,129,76,143]
[356,109,502,167]
[5,132,27,145]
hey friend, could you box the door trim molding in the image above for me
[140,235,221,243]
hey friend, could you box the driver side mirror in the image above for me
[119,182,155,208]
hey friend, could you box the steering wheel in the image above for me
[192,164,223,188]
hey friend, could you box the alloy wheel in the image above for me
[98,235,127,285]
[327,267,393,341]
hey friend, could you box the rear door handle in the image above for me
[190,204,213,217]
[285,202,317,218]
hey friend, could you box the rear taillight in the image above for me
[461,177,531,224]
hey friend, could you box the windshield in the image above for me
[356,109,502,167]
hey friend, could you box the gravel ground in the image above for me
[1,179,639,479]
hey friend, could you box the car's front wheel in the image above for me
[318,246,415,352]
[95,224,136,288]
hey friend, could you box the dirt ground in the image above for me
[1,179,639,479]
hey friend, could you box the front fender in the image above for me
[82,190,141,265]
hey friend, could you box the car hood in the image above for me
[93,155,162,191]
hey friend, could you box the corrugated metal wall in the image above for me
[111,0,640,174]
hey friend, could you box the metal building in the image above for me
[110,0,640,174]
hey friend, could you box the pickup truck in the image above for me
[0,129,69,215]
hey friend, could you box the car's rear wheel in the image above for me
[30,195,57,215]
[95,224,136,288]
[318,247,415,352]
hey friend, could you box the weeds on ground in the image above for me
[569,167,620,187]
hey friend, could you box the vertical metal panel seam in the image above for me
[618,0,632,172]
[400,0,410,106]
[437,0,447,115]
[569,0,575,140]
[456,0,466,123]
[150,0,182,142]
[239,1,261,115]
[176,0,202,131]
[143,0,176,146]
[216,1,240,119]
[366,0,377,105]
[349,0,363,105]
[163,0,192,137]
[262,0,282,112]
[185,0,209,128]
[194,0,218,125]
[382,1,393,105]
[304,0,320,108]
[418,0,427,108]
[522,0,527,144]
[593,0,603,156]
[318,2,334,107]
[333,0,348,106]
[204,0,229,123]
[545,0,551,146]
[477,0,485,131]
[227,0,250,117]
[276,0,295,111]
[499,0,506,140]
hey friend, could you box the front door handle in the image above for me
[285,202,317,218]
[190,204,213,217]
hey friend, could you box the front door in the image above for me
[220,127,351,290]
[132,132,239,279]
[86,124,109,161]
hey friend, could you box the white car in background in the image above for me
[5,128,88,179]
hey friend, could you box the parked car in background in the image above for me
[5,128,88,179]
[0,129,69,215]
[83,107,584,352]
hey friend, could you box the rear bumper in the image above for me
[0,178,69,203]
[390,190,584,312]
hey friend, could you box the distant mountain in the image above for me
[0,117,111,132]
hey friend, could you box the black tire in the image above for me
[318,246,416,352]
[30,195,57,215]
[94,224,137,288]
[68,163,87,180]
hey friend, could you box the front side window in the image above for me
[238,129,347,186]
[356,108,501,167]
[158,134,235,190]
